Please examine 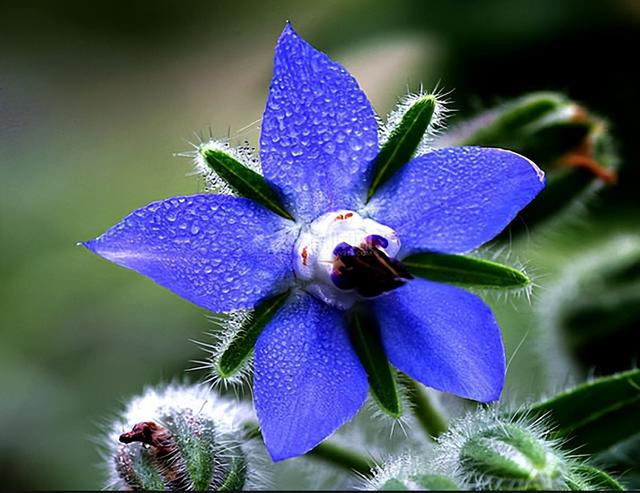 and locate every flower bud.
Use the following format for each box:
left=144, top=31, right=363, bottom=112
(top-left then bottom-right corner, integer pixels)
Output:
left=368, top=408, right=622, bottom=490
left=458, top=422, right=565, bottom=489
left=366, top=454, right=459, bottom=491
left=435, top=92, right=619, bottom=237
left=105, top=383, right=267, bottom=490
